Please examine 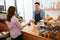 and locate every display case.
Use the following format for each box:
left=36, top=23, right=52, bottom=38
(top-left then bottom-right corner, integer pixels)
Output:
left=37, top=21, right=60, bottom=40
